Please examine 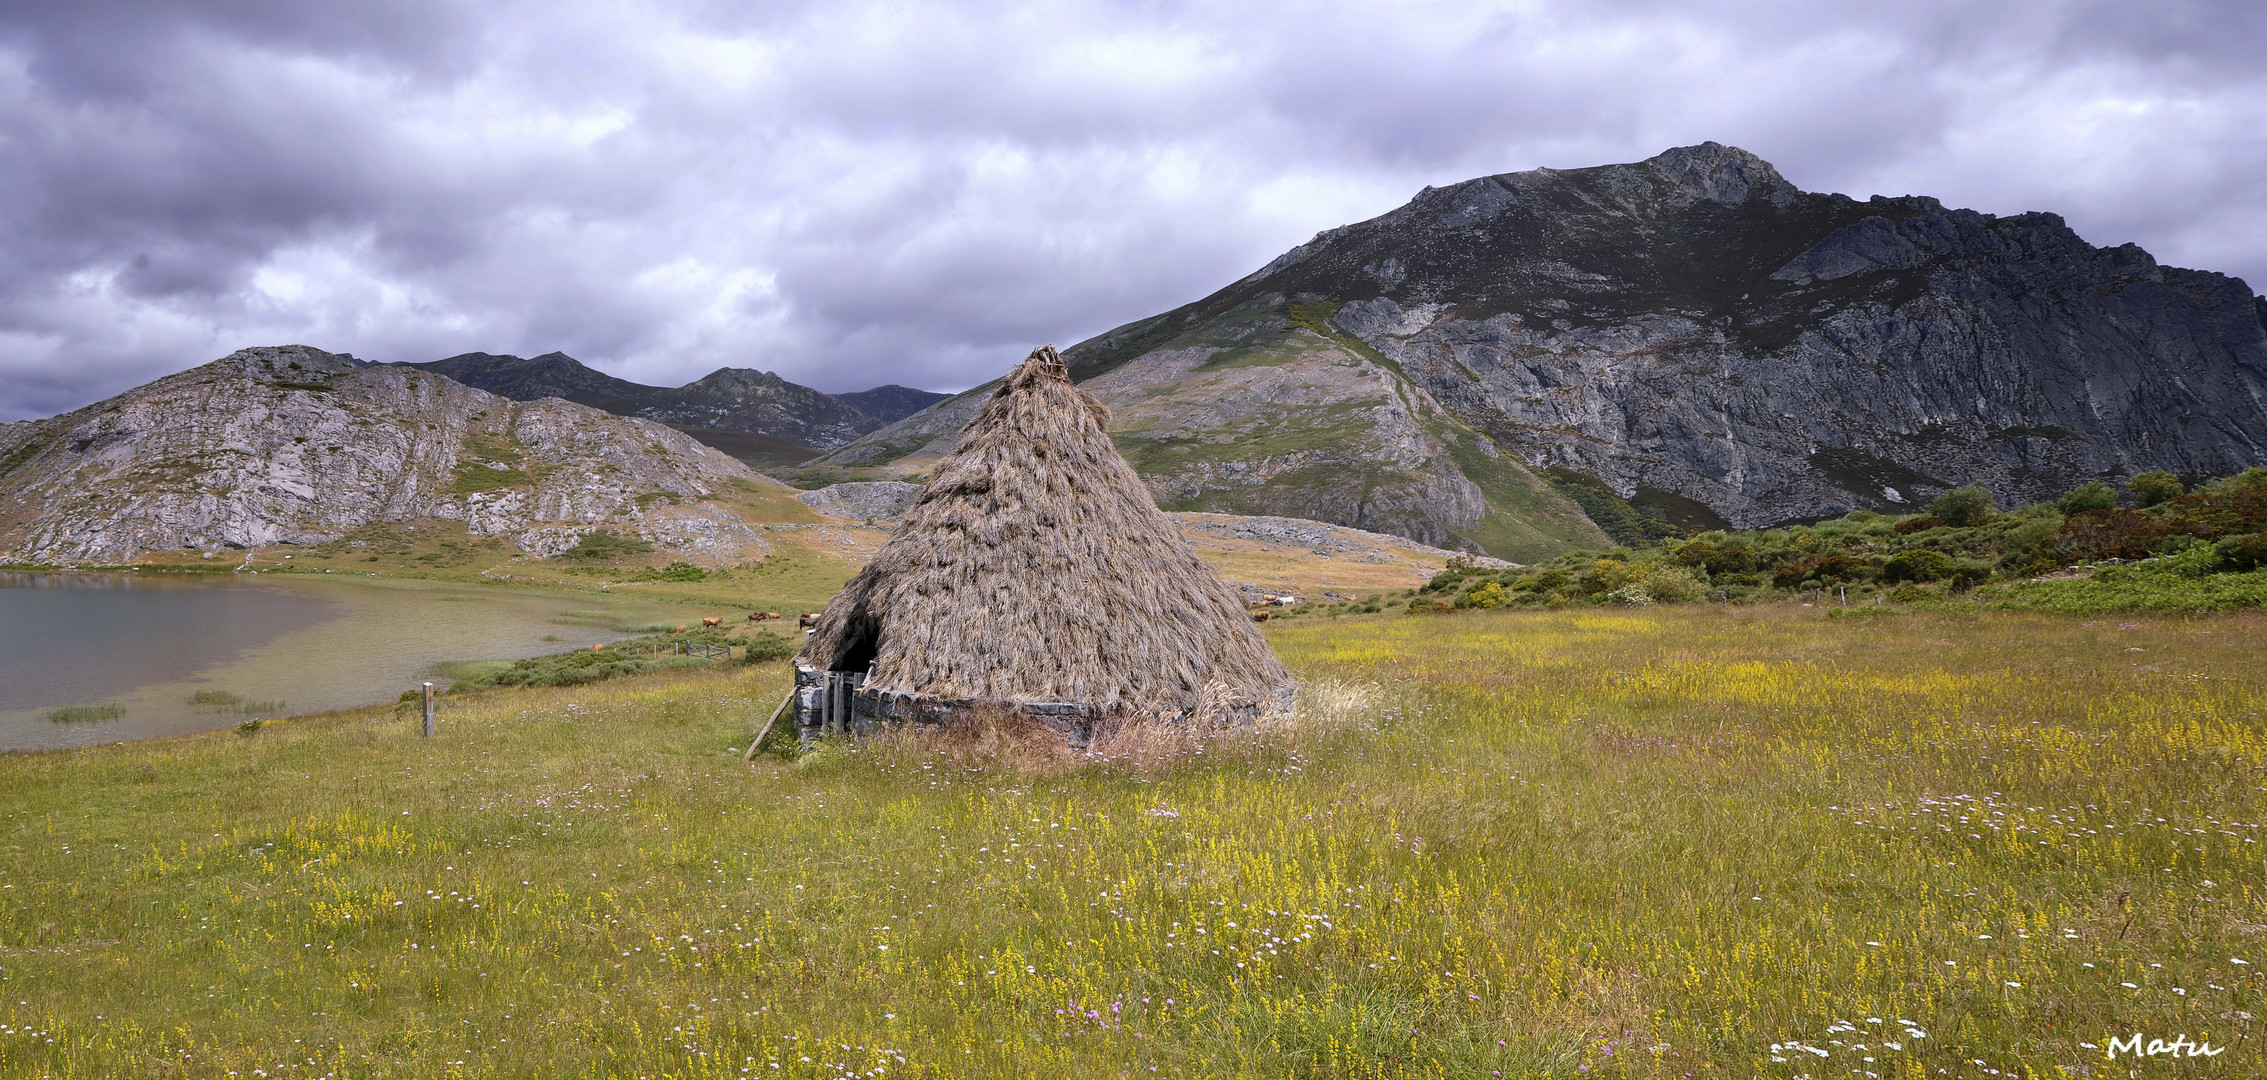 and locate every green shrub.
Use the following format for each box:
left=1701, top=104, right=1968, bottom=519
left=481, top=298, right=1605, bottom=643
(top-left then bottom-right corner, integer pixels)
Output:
left=2057, top=481, right=2118, bottom=515
left=1946, top=560, right=1994, bottom=590
left=742, top=631, right=796, bottom=663
left=2218, top=467, right=2267, bottom=492
left=1672, top=537, right=1757, bottom=574
left=1542, top=469, right=1681, bottom=545
left=2127, top=470, right=2184, bottom=507
left=1638, top=565, right=1706, bottom=603
left=1928, top=485, right=1997, bottom=527
left=1583, top=563, right=1704, bottom=605
left=2002, top=514, right=2062, bottom=551
left=1576, top=558, right=1636, bottom=597
left=2215, top=533, right=2267, bottom=572
left=1882, top=549, right=1956, bottom=583
left=559, top=531, right=654, bottom=560
left=485, top=648, right=655, bottom=689
left=624, top=561, right=707, bottom=582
